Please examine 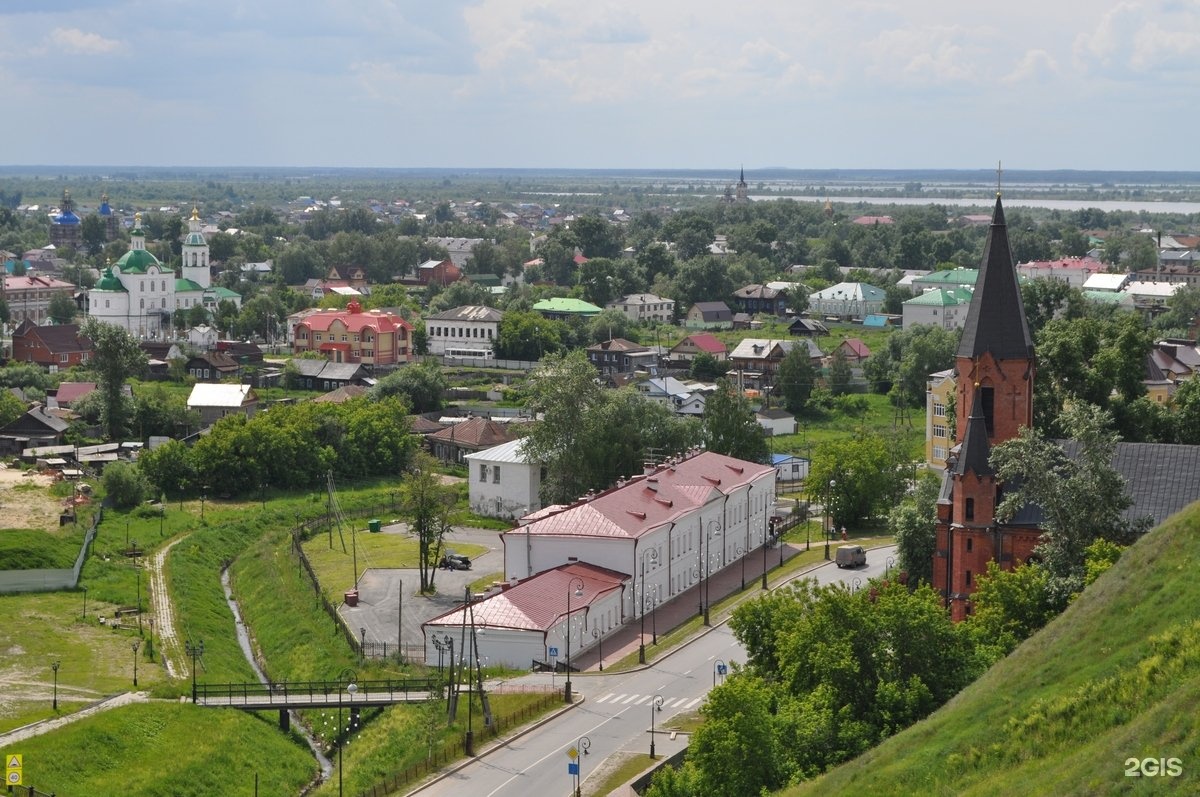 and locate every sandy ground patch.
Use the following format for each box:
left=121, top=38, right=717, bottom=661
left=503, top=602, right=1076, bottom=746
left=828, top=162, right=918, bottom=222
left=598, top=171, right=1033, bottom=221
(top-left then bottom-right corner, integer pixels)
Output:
left=0, top=466, right=65, bottom=531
